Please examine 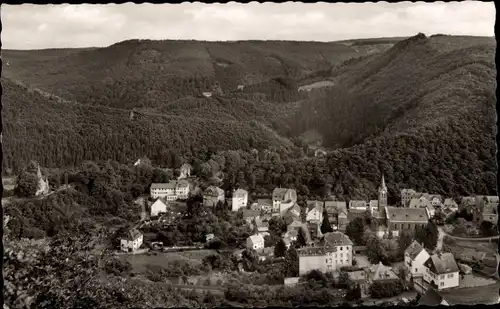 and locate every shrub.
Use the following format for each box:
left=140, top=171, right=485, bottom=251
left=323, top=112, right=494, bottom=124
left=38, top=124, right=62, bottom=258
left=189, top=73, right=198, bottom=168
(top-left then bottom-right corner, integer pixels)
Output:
left=370, top=280, right=403, bottom=299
